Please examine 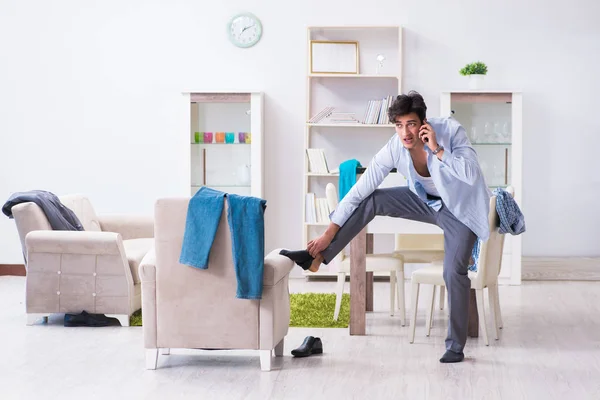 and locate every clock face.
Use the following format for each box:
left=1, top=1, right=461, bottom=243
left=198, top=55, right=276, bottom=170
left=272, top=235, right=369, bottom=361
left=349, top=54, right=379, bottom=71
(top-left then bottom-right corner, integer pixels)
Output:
left=228, top=13, right=262, bottom=48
